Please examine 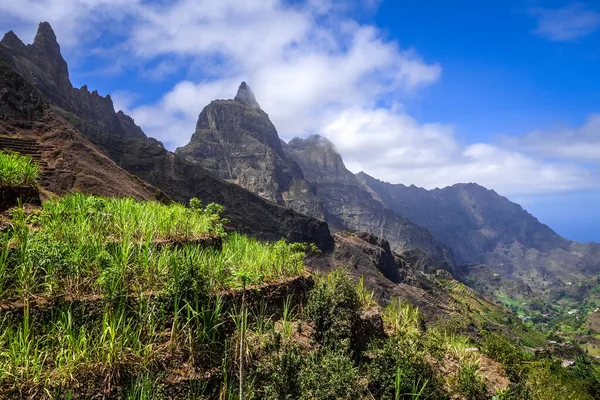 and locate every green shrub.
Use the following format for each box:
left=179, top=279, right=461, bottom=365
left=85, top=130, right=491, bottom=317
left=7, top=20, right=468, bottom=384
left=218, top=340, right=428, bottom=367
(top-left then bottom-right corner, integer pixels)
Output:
left=0, top=151, right=39, bottom=186
left=455, top=361, right=488, bottom=400
left=299, top=348, right=362, bottom=400
left=525, top=360, right=593, bottom=400
left=366, top=335, right=437, bottom=399
left=304, top=270, right=361, bottom=348
left=571, top=356, right=600, bottom=397
left=479, top=330, right=524, bottom=381
left=250, top=344, right=304, bottom=400
left=165, top=249, right=209, bottom=303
